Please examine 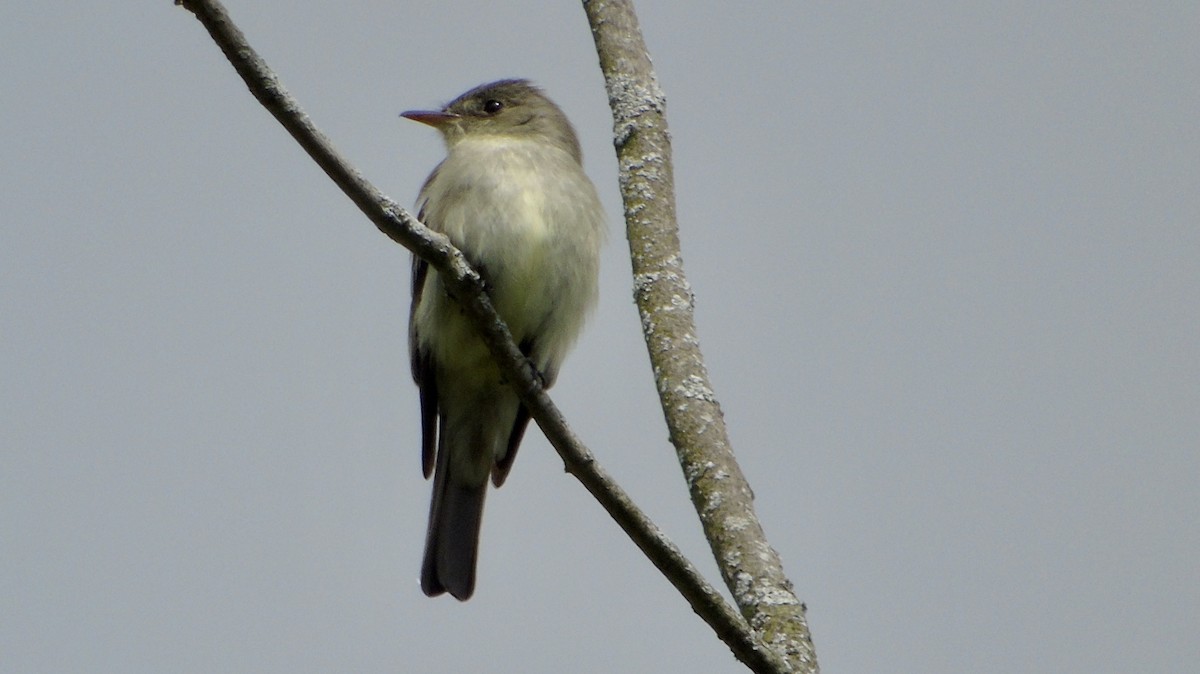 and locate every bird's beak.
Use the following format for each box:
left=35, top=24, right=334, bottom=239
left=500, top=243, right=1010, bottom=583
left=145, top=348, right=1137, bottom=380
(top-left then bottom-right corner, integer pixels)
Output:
left=401, top=110, right=459, bottom=128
